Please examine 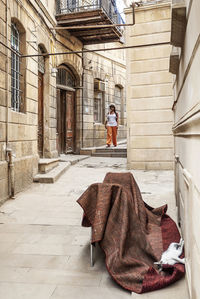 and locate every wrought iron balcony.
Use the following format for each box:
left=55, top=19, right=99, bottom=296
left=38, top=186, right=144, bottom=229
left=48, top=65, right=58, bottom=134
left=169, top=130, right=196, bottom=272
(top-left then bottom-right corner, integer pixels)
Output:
left=56, top=0, right=124, bottom=45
